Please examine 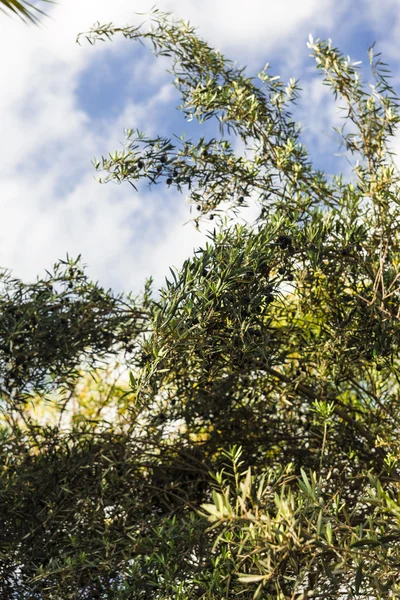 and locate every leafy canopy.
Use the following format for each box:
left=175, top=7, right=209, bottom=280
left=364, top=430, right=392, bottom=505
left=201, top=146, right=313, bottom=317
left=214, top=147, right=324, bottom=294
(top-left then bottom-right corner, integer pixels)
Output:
left=1, top=6, right=400, bottom=599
